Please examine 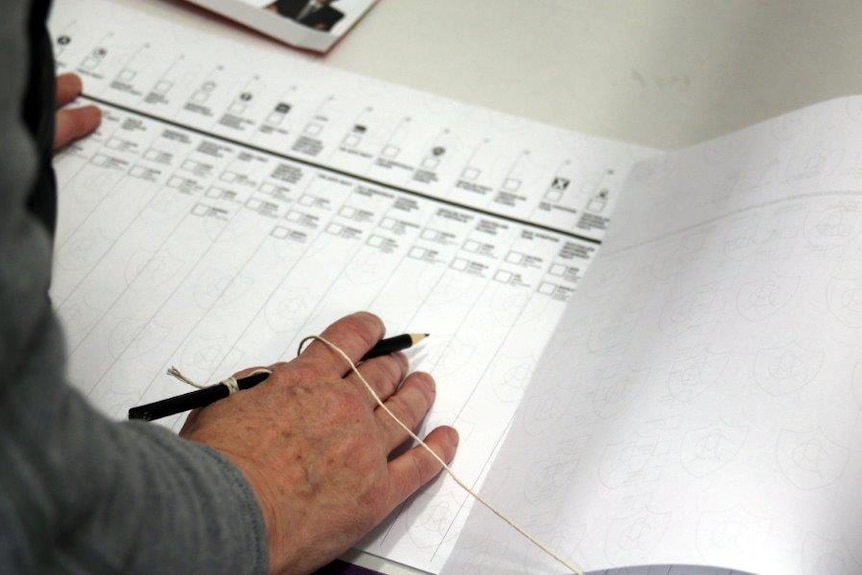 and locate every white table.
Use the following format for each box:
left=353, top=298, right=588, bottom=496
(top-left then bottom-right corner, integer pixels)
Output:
left=340, top=0, right=862, bottom=151
left=120, top=0, right=862, bottom=151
